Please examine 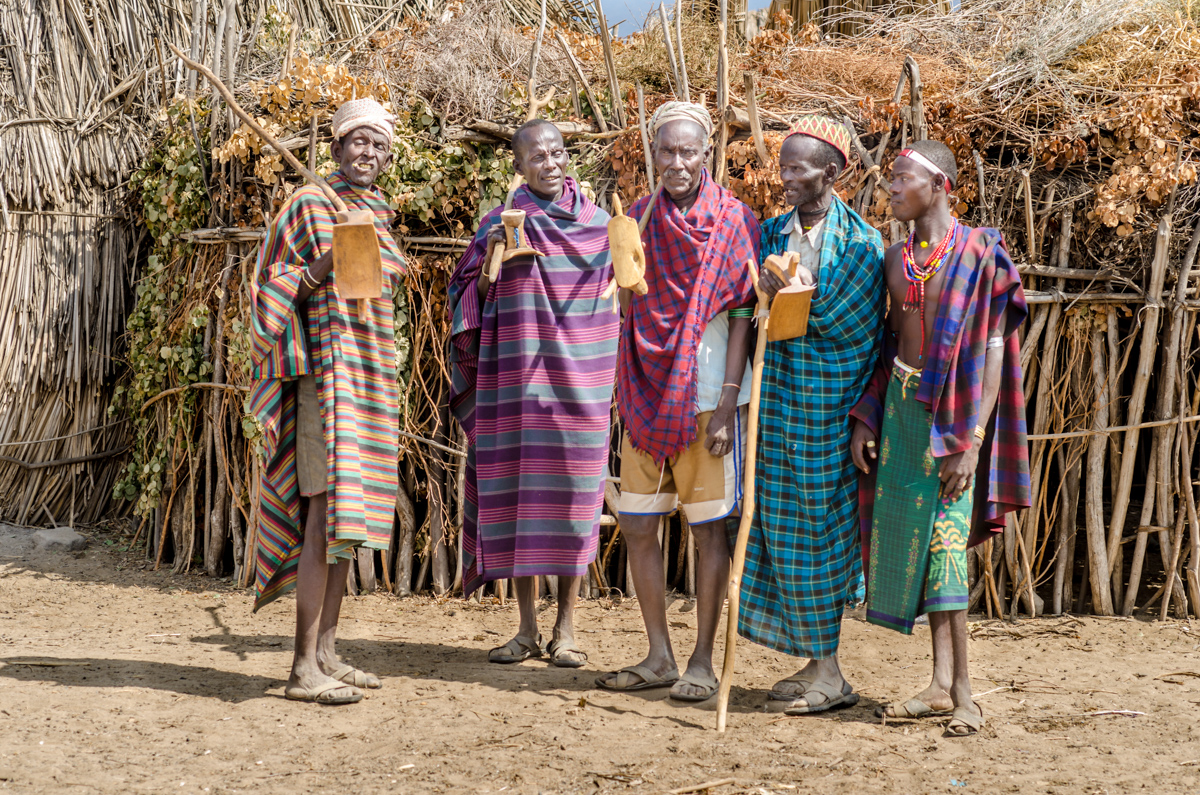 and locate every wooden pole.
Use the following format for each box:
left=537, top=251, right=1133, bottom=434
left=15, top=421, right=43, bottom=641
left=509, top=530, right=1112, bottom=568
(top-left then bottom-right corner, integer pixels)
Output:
left=1085, top=329, right=1114, bottom=614
left=744, top=73, right=769, bottom=167
left=675, top=0, right=689, bottom=102
left=716, top=260, right=768, bottom=732
left=637, top=83, right=655, bottom=194
left=659, top=3, right=681, bottom=97
left=556, top=32, right=608, bottom=134
left=714, top=0, right=729, bottom=185
left=594, top=0, right=626, bottom=129
left=1106, top=215, right=1172, bottom=576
